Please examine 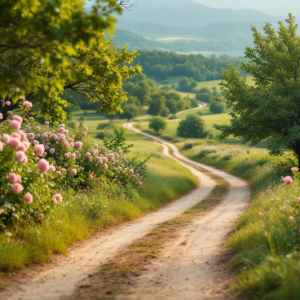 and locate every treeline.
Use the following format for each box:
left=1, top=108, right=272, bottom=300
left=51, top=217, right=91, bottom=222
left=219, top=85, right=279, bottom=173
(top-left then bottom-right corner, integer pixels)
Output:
left=132, top=50, right=243, bottom=81
left=121, top=74, right=198, bottom=119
